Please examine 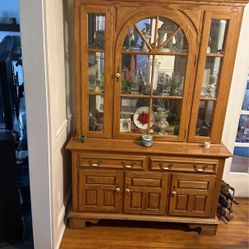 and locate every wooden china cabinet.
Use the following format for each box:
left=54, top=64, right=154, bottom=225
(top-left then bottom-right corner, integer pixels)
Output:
left=66, top=0, right=249, bottom=235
